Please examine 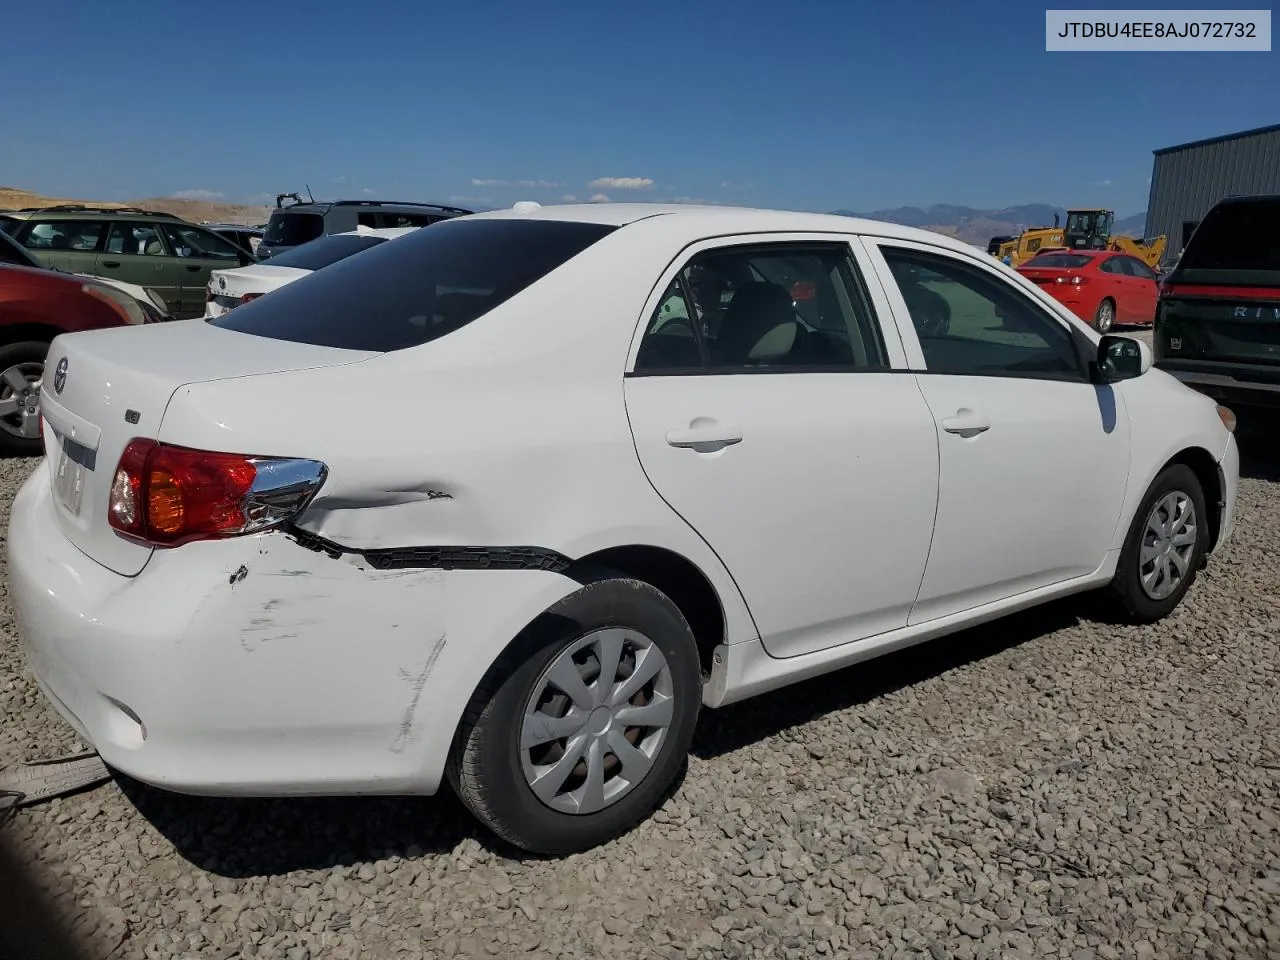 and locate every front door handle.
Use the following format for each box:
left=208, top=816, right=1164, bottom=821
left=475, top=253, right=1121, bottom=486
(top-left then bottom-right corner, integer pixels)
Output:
left=665, top=419, right=743, bottom=451
left=185, top=265, right=202, bottom=272
left=941, top=410, right=991, bottom=438
left=101, top=260, right=120, bottom=269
